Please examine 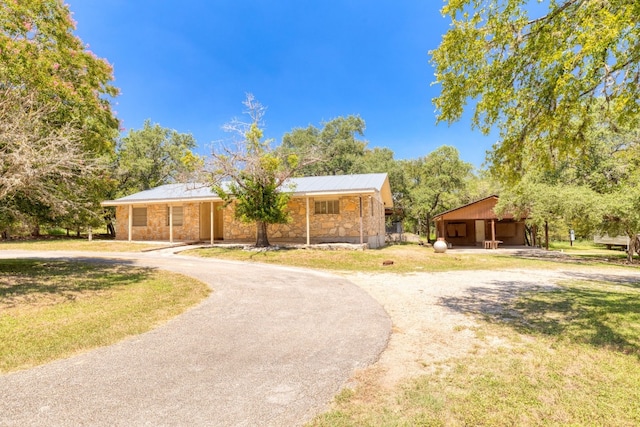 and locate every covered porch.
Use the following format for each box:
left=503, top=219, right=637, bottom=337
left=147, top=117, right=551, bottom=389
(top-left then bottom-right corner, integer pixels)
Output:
left=433, top=195, right=527, bottom=249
